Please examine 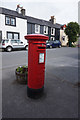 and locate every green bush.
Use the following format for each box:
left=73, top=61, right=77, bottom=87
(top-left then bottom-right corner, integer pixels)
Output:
left=71, top=44, right=76, bottom=47
left=16, top=66, right=28, bottom=74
